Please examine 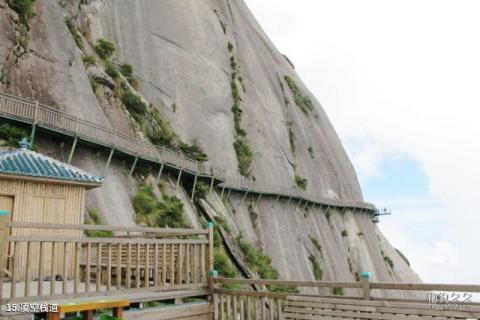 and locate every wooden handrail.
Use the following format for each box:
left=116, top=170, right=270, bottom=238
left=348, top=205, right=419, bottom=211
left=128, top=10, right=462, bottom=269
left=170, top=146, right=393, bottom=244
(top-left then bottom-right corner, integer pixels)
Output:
left=0, top=221, right=208, bottom=236
left=214, top=277, right=480, bottom=294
